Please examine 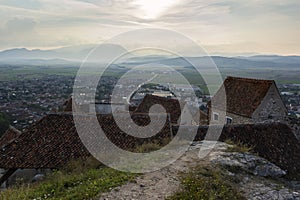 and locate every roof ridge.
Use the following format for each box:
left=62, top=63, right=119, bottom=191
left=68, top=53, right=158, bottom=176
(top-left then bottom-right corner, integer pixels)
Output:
left=8, top=125, right=22, bottom=135
left=0, top=126, right=22, bottom=148
left=210, top=76, right=278, bottom=117
left=226, top=76, right=274, bottom=83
